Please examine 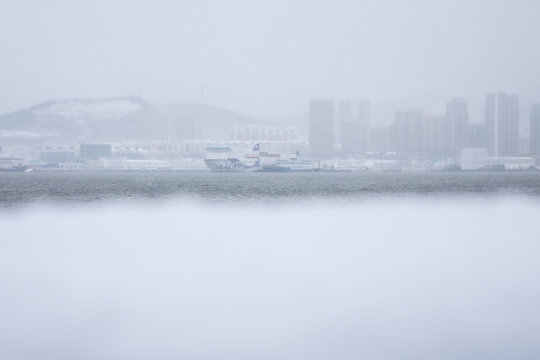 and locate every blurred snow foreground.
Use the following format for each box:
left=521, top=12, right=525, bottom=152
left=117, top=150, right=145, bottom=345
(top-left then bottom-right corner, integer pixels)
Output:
left=1, top=199, right=539, bottom=360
